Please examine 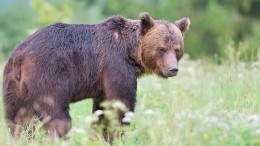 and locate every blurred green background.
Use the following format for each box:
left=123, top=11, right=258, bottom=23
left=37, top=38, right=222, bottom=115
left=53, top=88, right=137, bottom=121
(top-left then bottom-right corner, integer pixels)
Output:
left=0, top=1, right=259, bottom=145
left=0, top=0, right=259, bottom=62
